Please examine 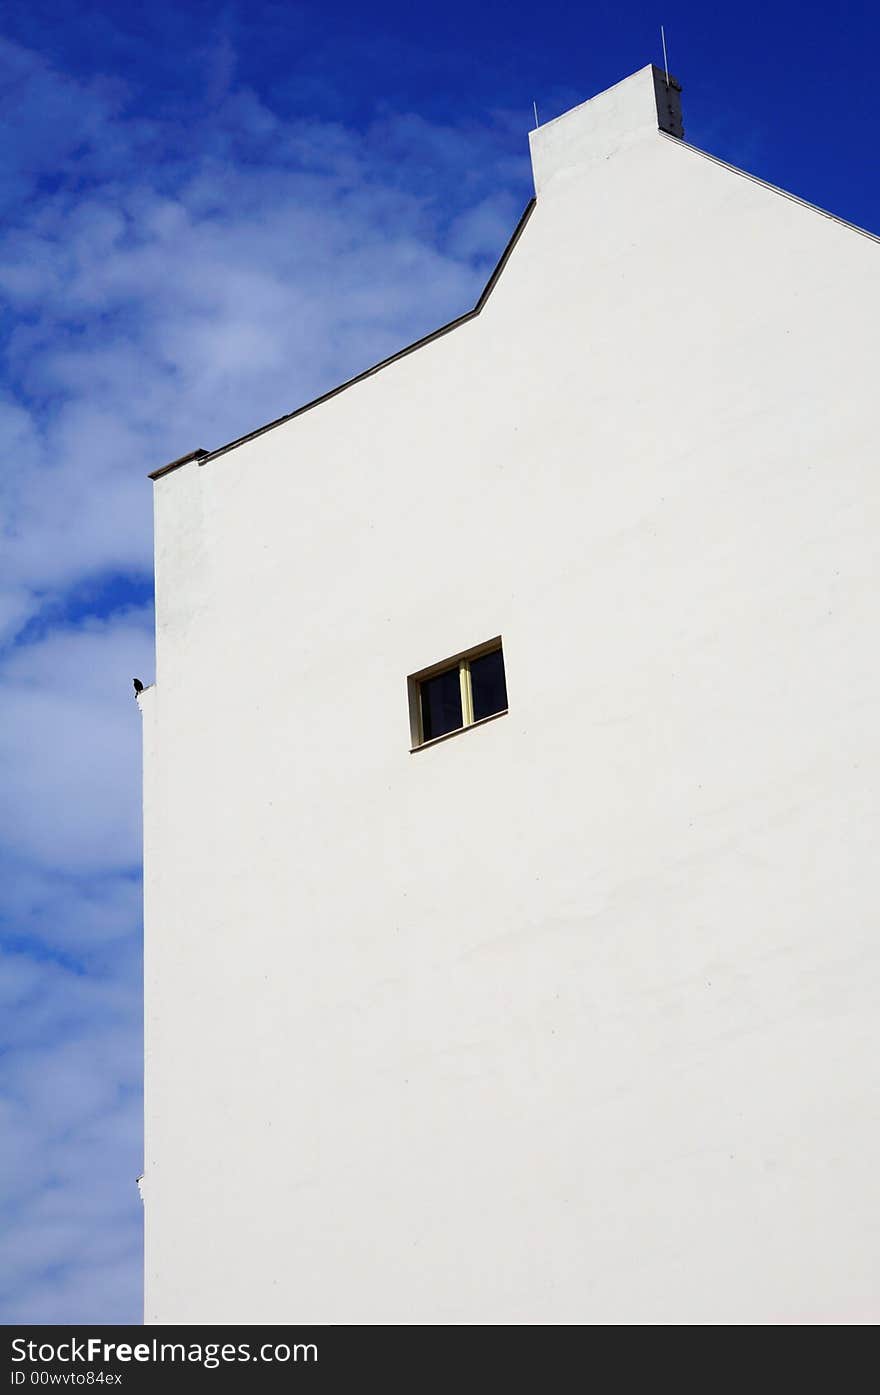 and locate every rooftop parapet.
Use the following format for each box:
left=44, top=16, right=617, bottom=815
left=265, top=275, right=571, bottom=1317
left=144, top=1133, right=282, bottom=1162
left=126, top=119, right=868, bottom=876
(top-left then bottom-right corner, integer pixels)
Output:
left=529, top=63, right=683, bottom=195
